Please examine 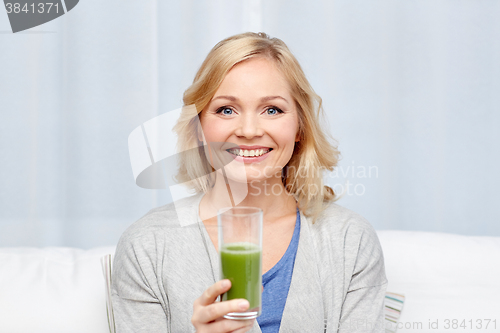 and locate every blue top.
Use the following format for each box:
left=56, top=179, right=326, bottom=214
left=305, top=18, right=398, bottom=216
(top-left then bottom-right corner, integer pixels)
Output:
left=257, top=209, right=301, bottom=333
